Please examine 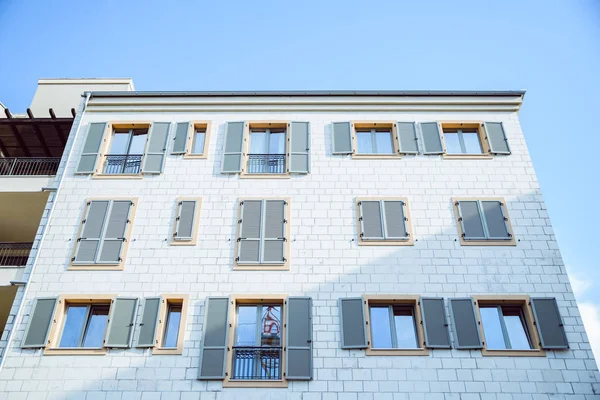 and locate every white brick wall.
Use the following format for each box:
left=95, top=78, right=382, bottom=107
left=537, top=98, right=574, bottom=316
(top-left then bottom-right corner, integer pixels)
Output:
left=0, top=97, right=598, bottom=399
